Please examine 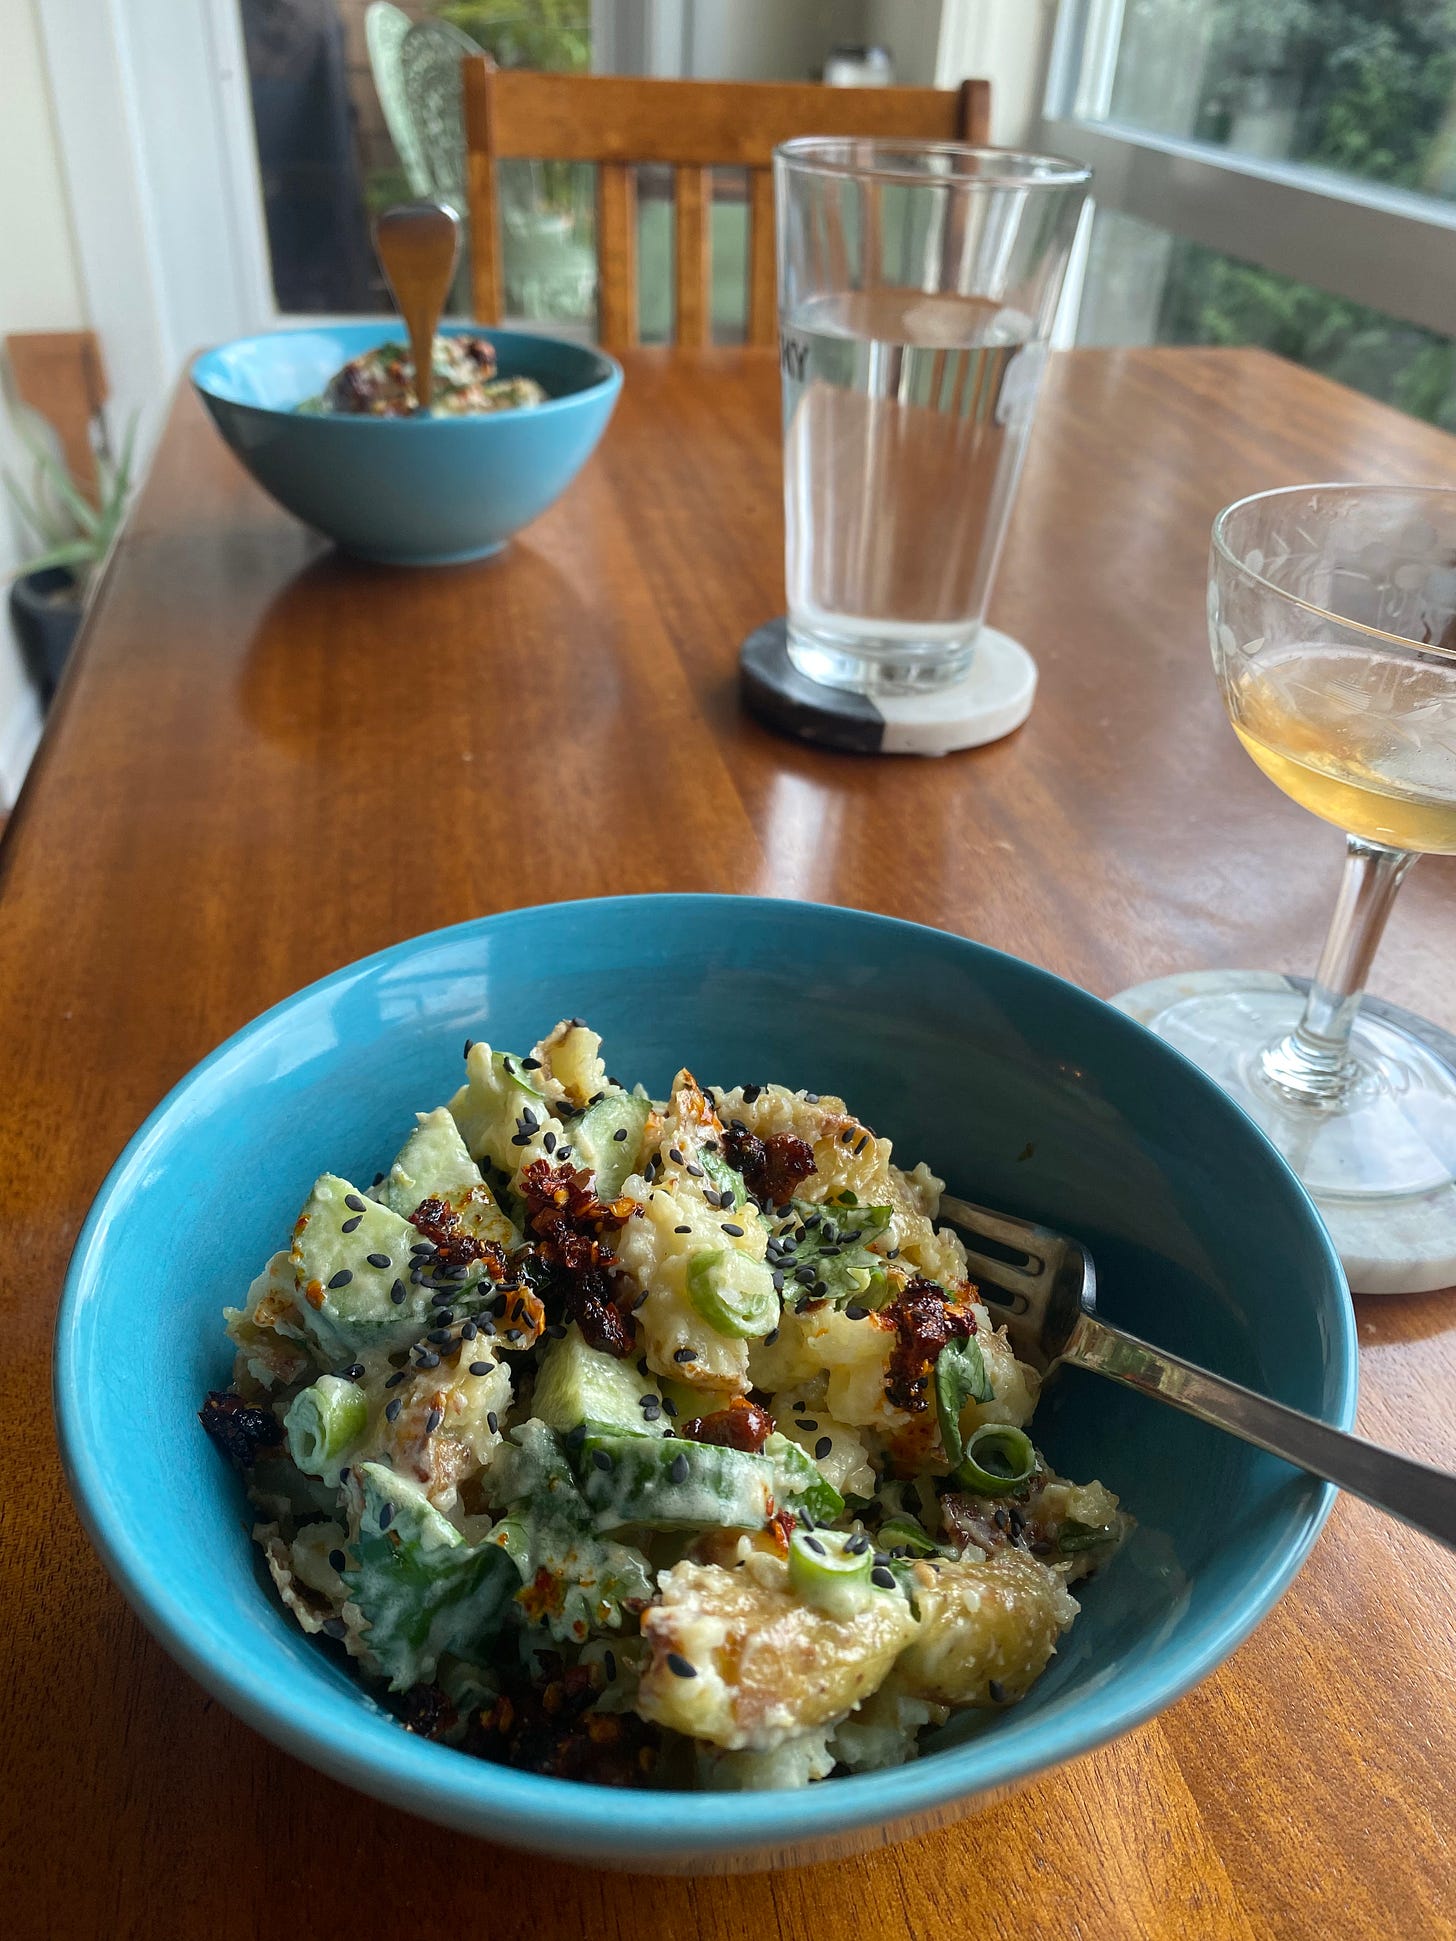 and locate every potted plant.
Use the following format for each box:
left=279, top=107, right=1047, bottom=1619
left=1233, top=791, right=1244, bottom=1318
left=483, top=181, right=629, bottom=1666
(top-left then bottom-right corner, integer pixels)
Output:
left=4, top=411, right=135, bottom=703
